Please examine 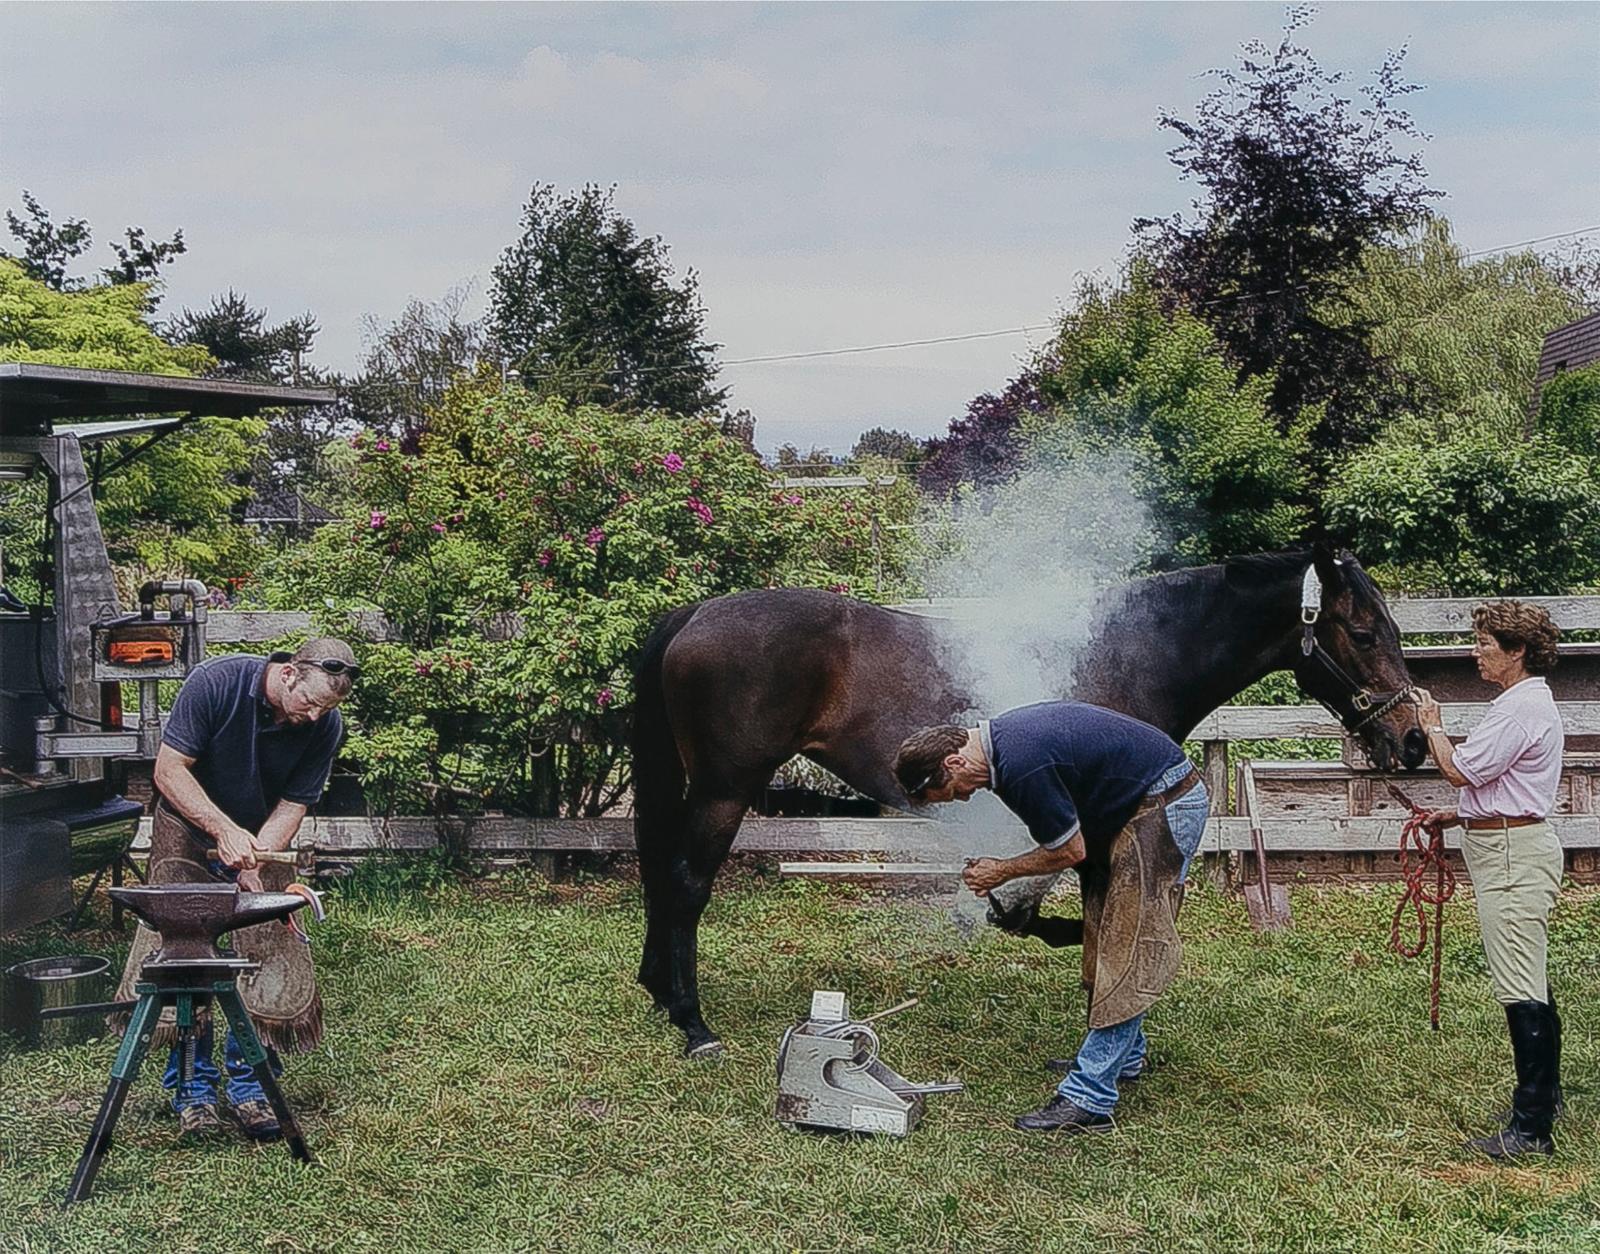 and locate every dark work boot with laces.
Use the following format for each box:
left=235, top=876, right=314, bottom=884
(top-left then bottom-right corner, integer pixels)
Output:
left=1014, top=1095, right=1114, bottom=1134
